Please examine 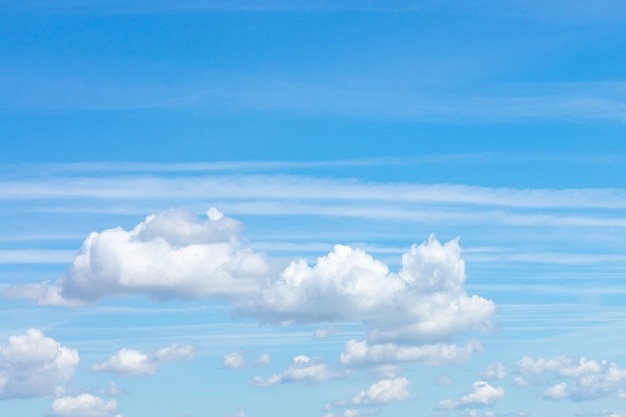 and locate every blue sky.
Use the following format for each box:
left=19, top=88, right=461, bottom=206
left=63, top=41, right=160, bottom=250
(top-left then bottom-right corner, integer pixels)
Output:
left=2, top=2, right=626, bottom=417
